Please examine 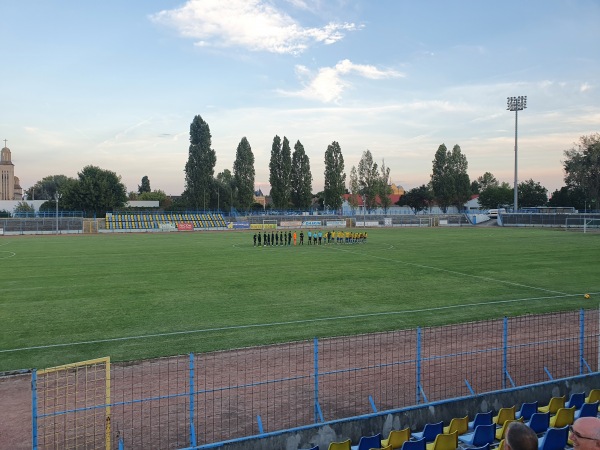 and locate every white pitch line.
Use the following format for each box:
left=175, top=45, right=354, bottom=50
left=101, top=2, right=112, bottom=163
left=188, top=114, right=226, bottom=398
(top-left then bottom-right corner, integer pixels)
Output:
left=328, top=244, right=568, bottom=295
left=1, top=292, right=594, bottom=354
